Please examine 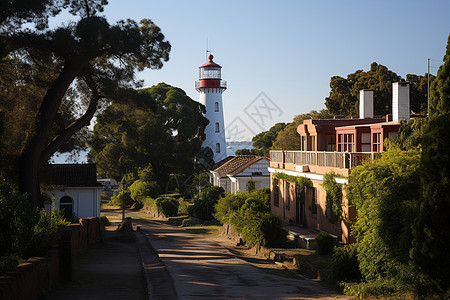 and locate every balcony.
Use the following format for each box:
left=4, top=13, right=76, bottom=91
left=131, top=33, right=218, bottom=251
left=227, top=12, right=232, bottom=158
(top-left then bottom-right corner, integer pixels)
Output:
left=270, top=150, right=380, bottom=177
left=195, top=80, right=227, bottom=89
